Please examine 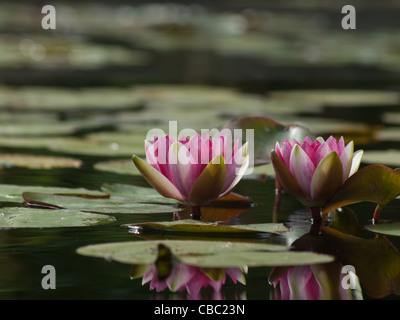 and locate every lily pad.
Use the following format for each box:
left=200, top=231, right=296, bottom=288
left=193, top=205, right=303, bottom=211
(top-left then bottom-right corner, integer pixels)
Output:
left=223, top=116, right=313, bottom=166
left=364, top=222, right=400, bottom=237
left=76, top=240, right=334, bottom=268
left=268, top=90, right=400, bottom=107
left=22, top=191, right=181, bottom=214
left=0, top=183, right=106, bottom=203
left=100, top=183, right=177, bottom=204
left=0, top=207, right=115, bottom=228
left=0, top=153, right=82, bottom=169
left=94, top=159, right=141, bottom=176
left=126, top=220, right=289, bottom=235
left=361, top=149, right=400, bottom=167
left=0, top=86, right=144, bottom=111
left=322, top=165, right=400, bottom=214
